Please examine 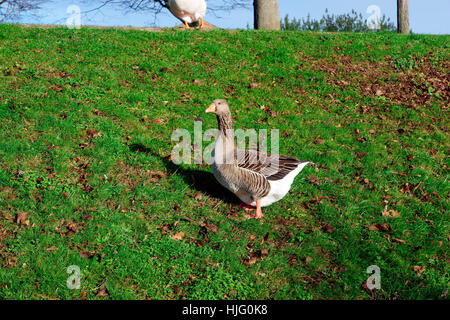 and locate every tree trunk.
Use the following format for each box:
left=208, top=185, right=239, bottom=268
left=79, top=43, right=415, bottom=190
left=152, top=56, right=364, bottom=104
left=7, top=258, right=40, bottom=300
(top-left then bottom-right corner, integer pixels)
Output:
left=254, top=0, right=280, bottom=30
left=397, top=0, right=410, bottom=34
